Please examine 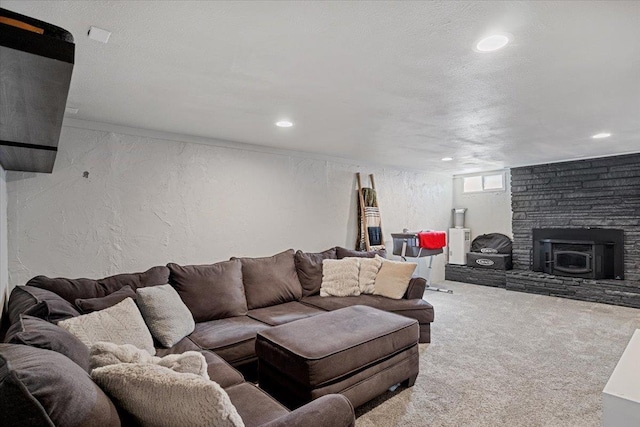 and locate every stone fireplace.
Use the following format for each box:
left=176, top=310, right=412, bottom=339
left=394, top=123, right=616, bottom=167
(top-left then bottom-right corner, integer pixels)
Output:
left=507, top=153, right=640, bottom=308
